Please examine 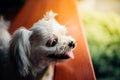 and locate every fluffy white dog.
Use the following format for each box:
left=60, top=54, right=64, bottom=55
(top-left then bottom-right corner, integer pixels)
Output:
left=0, top=11, right=76, bottom=80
